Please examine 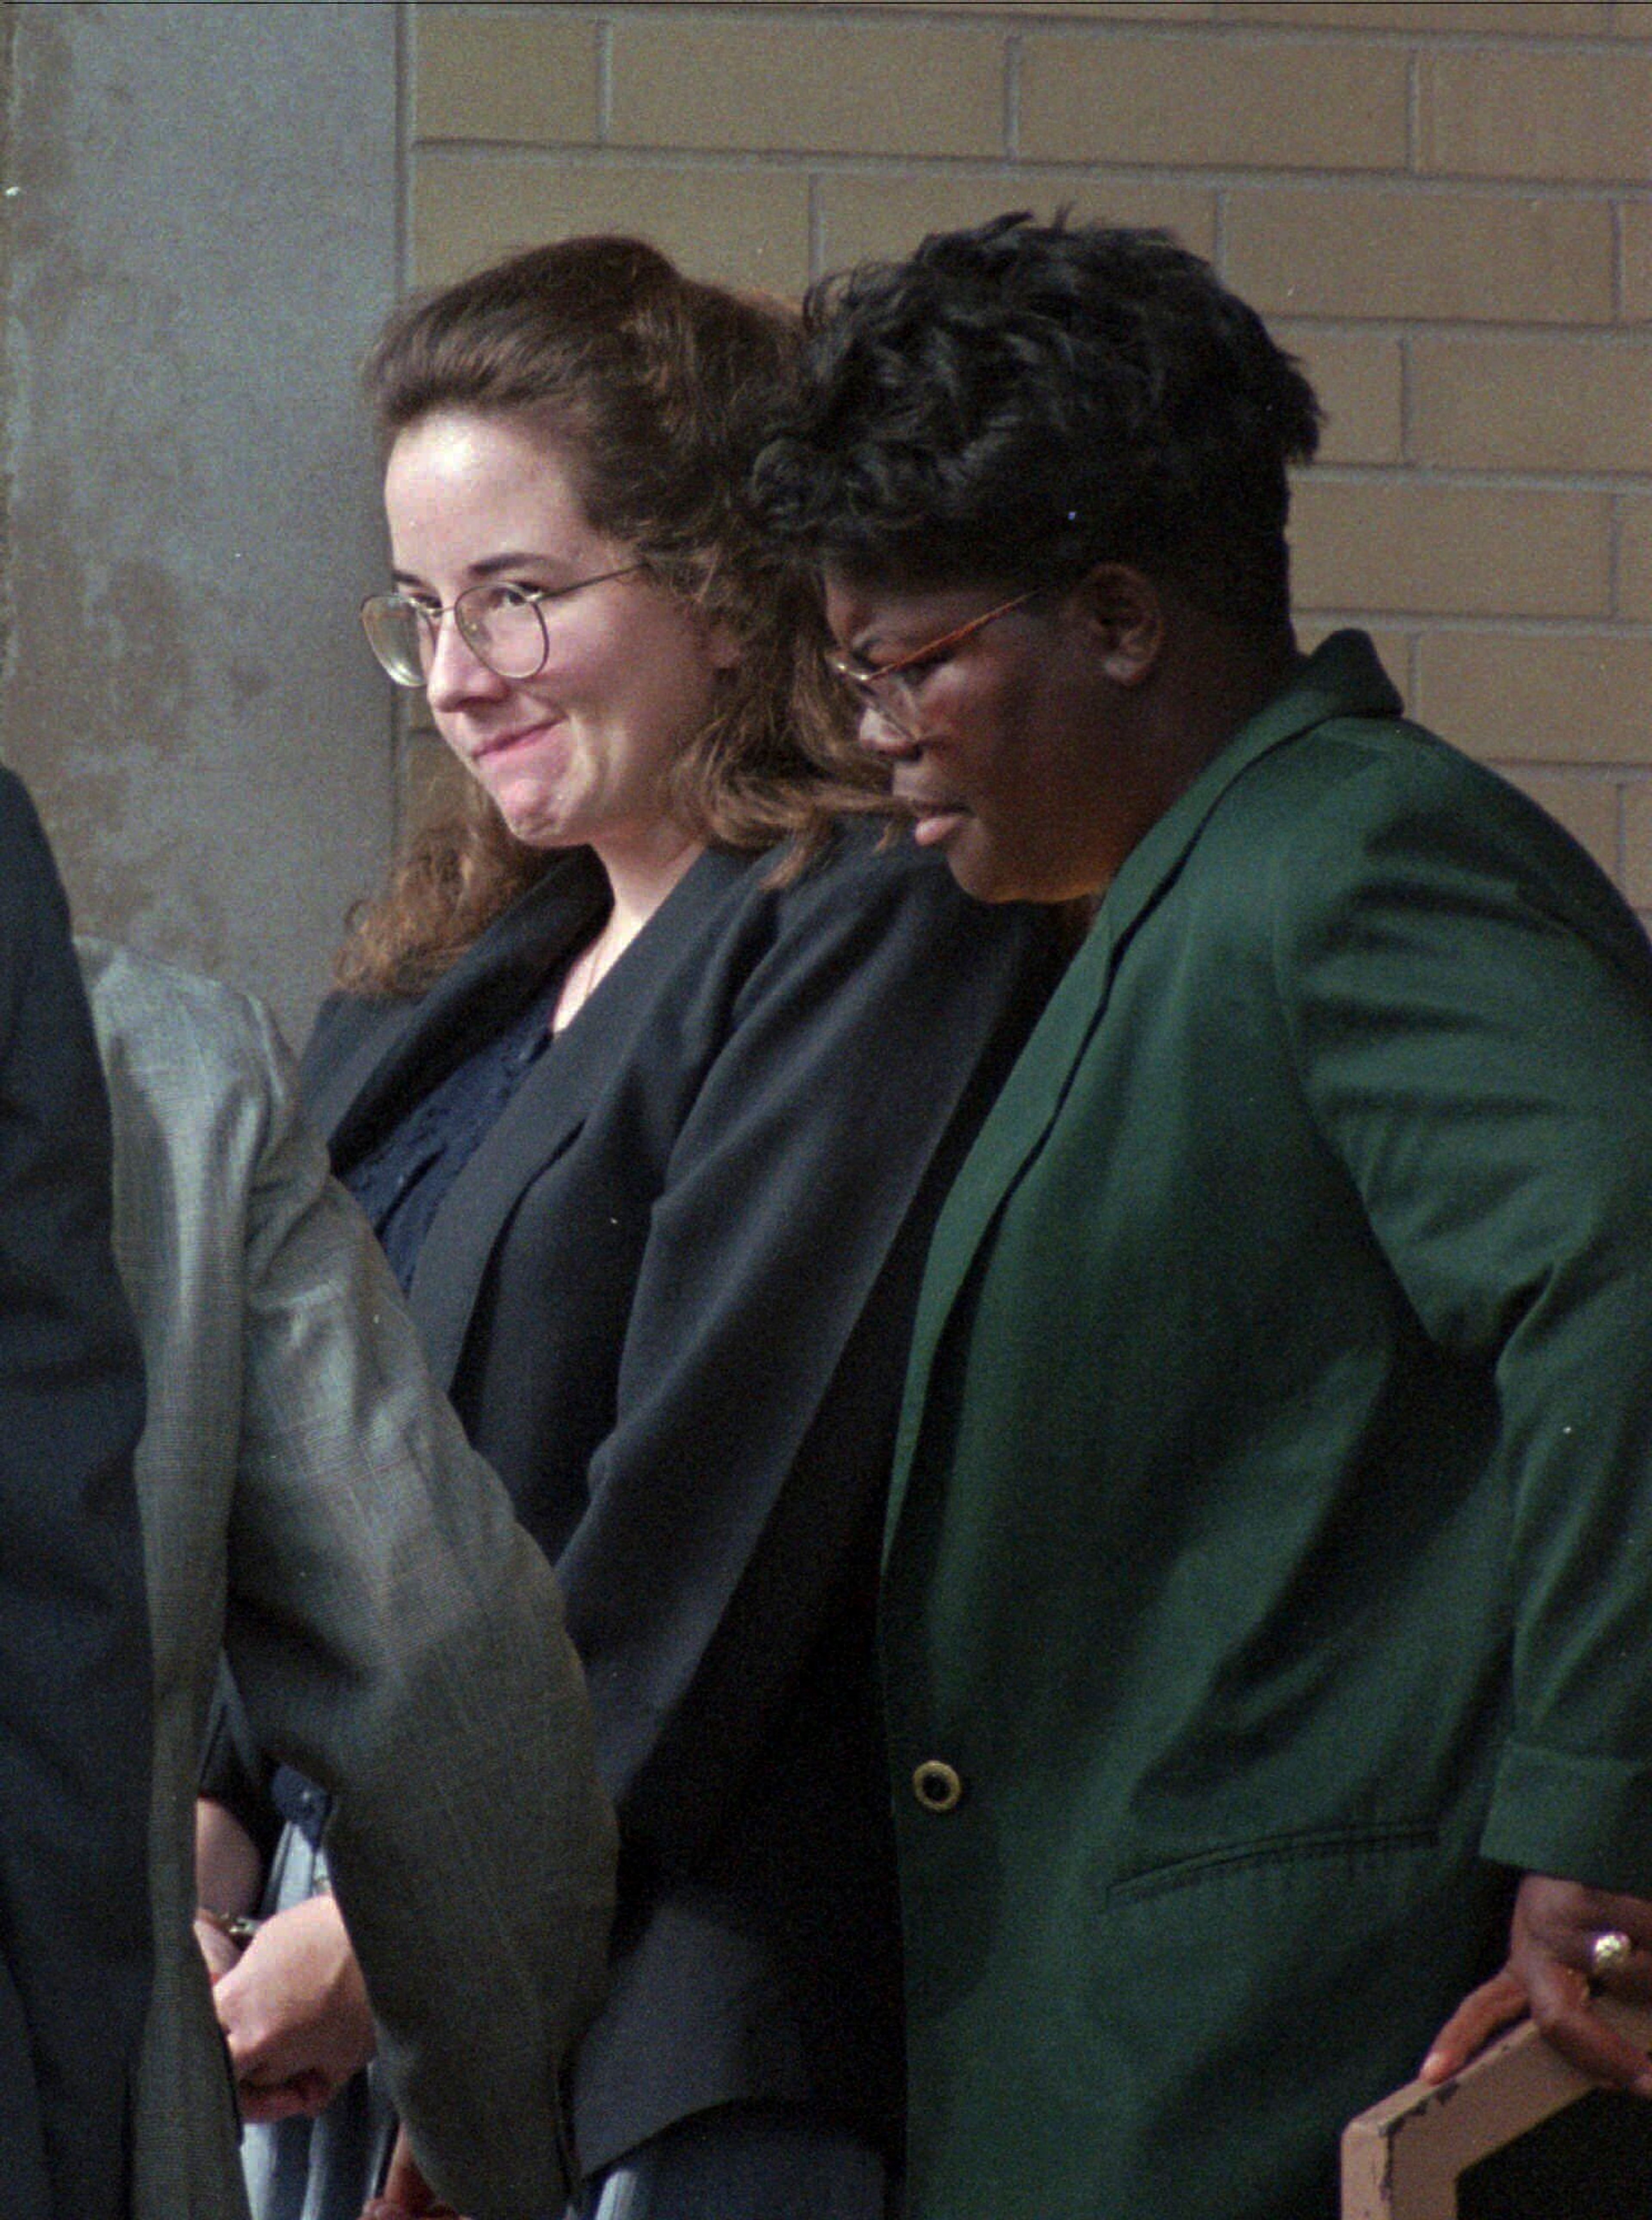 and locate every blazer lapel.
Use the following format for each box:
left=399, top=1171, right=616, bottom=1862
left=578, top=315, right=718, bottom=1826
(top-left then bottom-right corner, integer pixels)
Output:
left=409, top=848, right=752, bottom=1390
left=309, top=851, right=611, bottom=1164
left=888, top=631, right=1402, bottom=1536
